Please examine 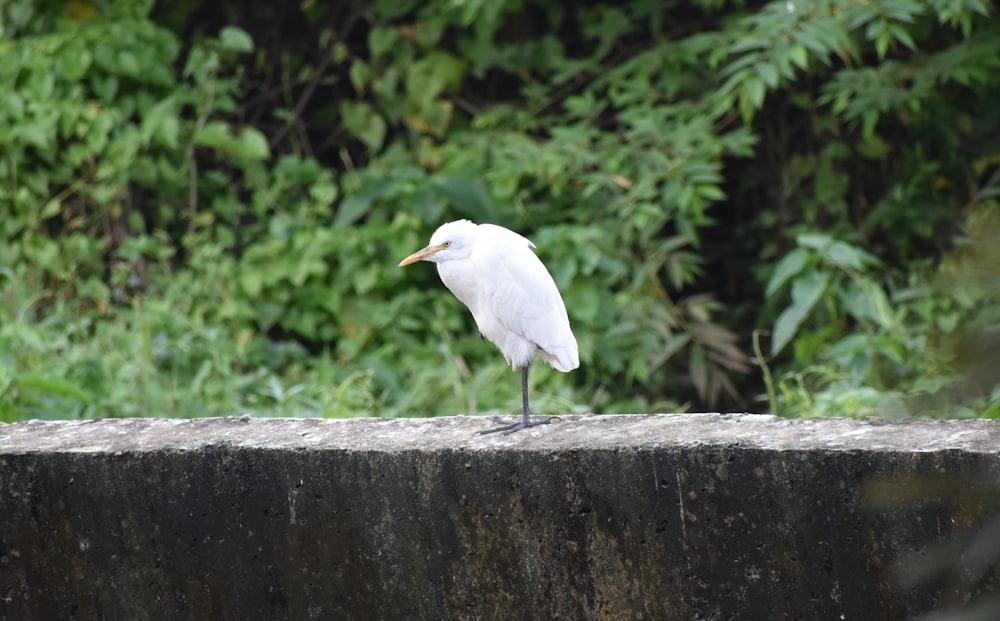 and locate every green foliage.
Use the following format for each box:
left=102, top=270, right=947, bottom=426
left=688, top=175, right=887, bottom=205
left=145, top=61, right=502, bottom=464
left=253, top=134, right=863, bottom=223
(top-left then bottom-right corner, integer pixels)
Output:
left=0, top=4, right=374, bottom=420
left=0, top=262, right=375, bottom=421
left=761, top=210, right=1000, bottom=419
left=1, top=0, right=998, bottom=422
